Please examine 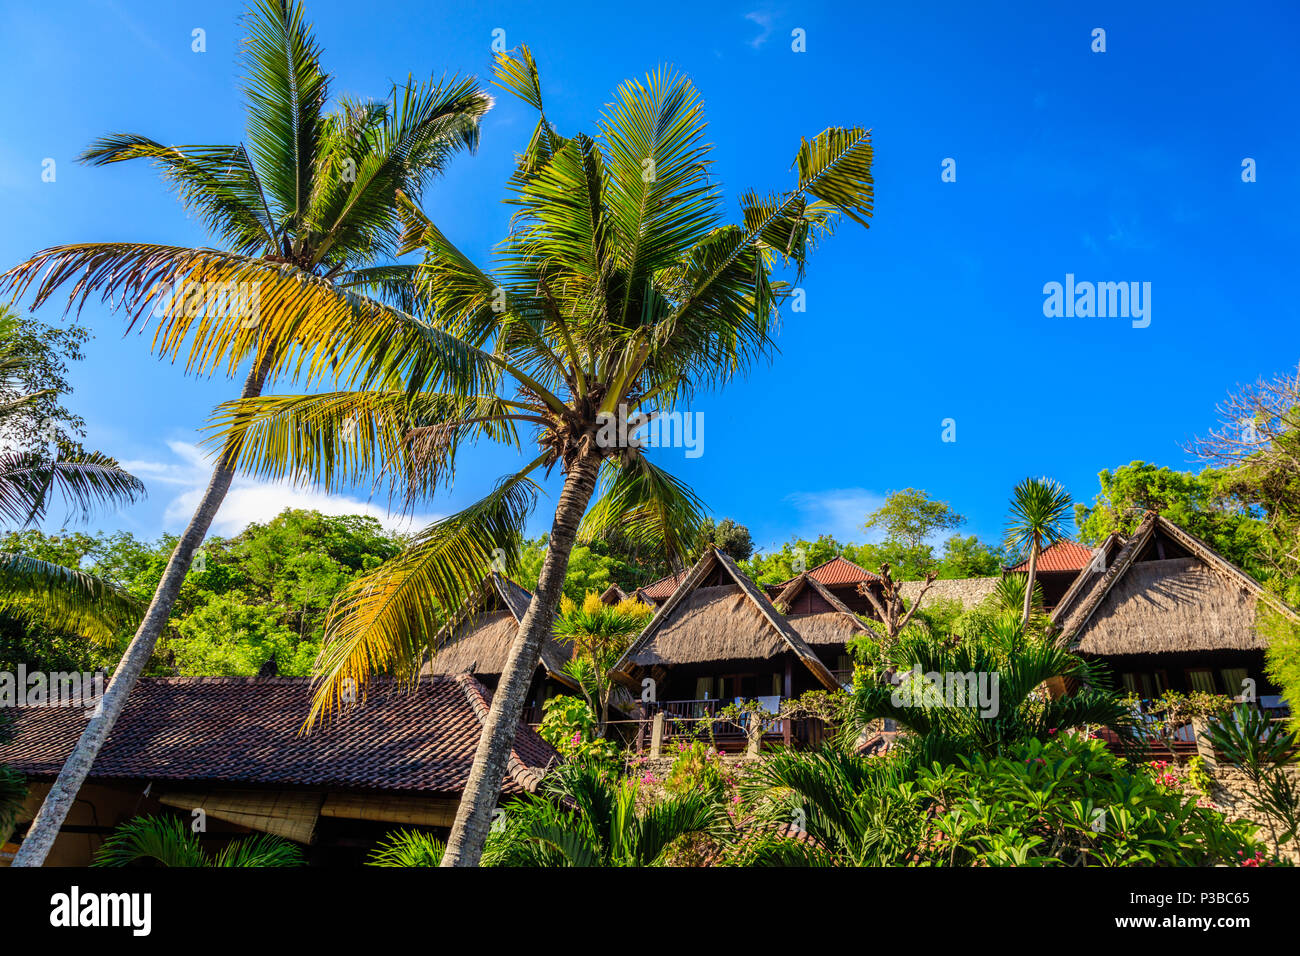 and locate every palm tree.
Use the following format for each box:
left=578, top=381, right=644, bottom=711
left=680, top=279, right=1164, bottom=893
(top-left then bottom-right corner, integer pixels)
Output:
left=482, top=761, right=721, bottom=867
left=730, top=746, right=925, bottom=866
left=366, top=828, right=446, bottom=866
left=92, top=814, right=304, bottom=867
left=845, top=610, right=1136, bottom=764
left=553, top=592, right=652, bottom=733
left=0, top=310, right=143, bottom=639
left=0, top=0, right=490, bottom=866
left=211, top=46, right=874, bottom=866
left=1005, top=477, right=1073, bottom=626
